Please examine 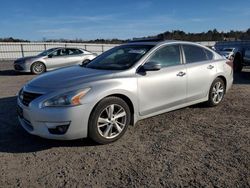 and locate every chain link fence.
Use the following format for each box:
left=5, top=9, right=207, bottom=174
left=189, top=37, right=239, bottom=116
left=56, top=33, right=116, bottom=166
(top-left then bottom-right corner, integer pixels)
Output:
left=0, top=42, right=118, bottom=60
